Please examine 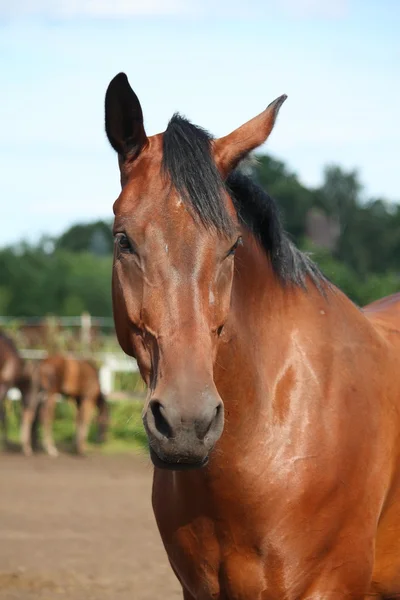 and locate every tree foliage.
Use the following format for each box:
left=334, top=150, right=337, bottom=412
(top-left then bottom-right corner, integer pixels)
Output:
left=56, top=220, right=113, bottom=255
left=0, top=245, right=112, bottom=317
left=251, top=155, right=400, bottom=302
